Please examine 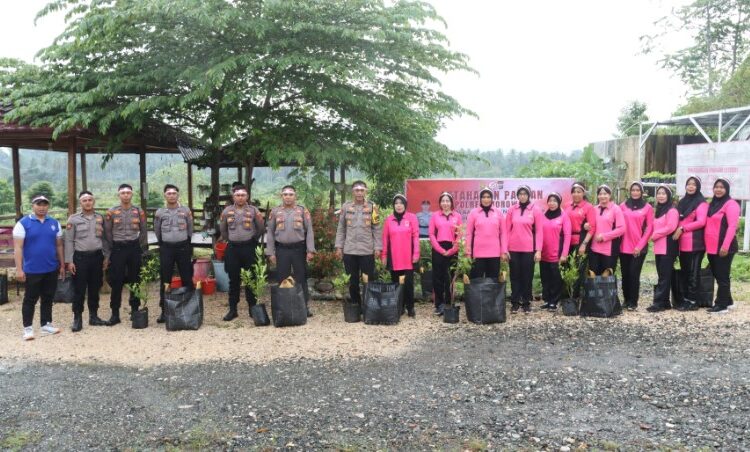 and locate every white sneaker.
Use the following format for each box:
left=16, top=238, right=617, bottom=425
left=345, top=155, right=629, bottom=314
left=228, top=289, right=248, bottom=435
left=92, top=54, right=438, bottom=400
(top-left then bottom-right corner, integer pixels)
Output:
left=41, top=322, right=60, bottom=335
left=22, top=326, right=34, bottom=341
